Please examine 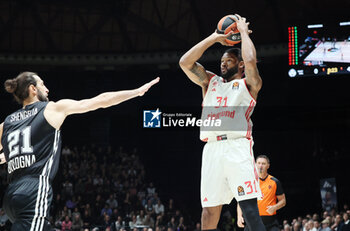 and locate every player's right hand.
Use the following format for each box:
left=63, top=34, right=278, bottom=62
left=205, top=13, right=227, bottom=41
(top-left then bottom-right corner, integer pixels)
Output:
left=137, top=77, right=160, bottom=96
left=237, top=214, right=245, bottom=228
left=213, top=30, right=234, bottom=46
